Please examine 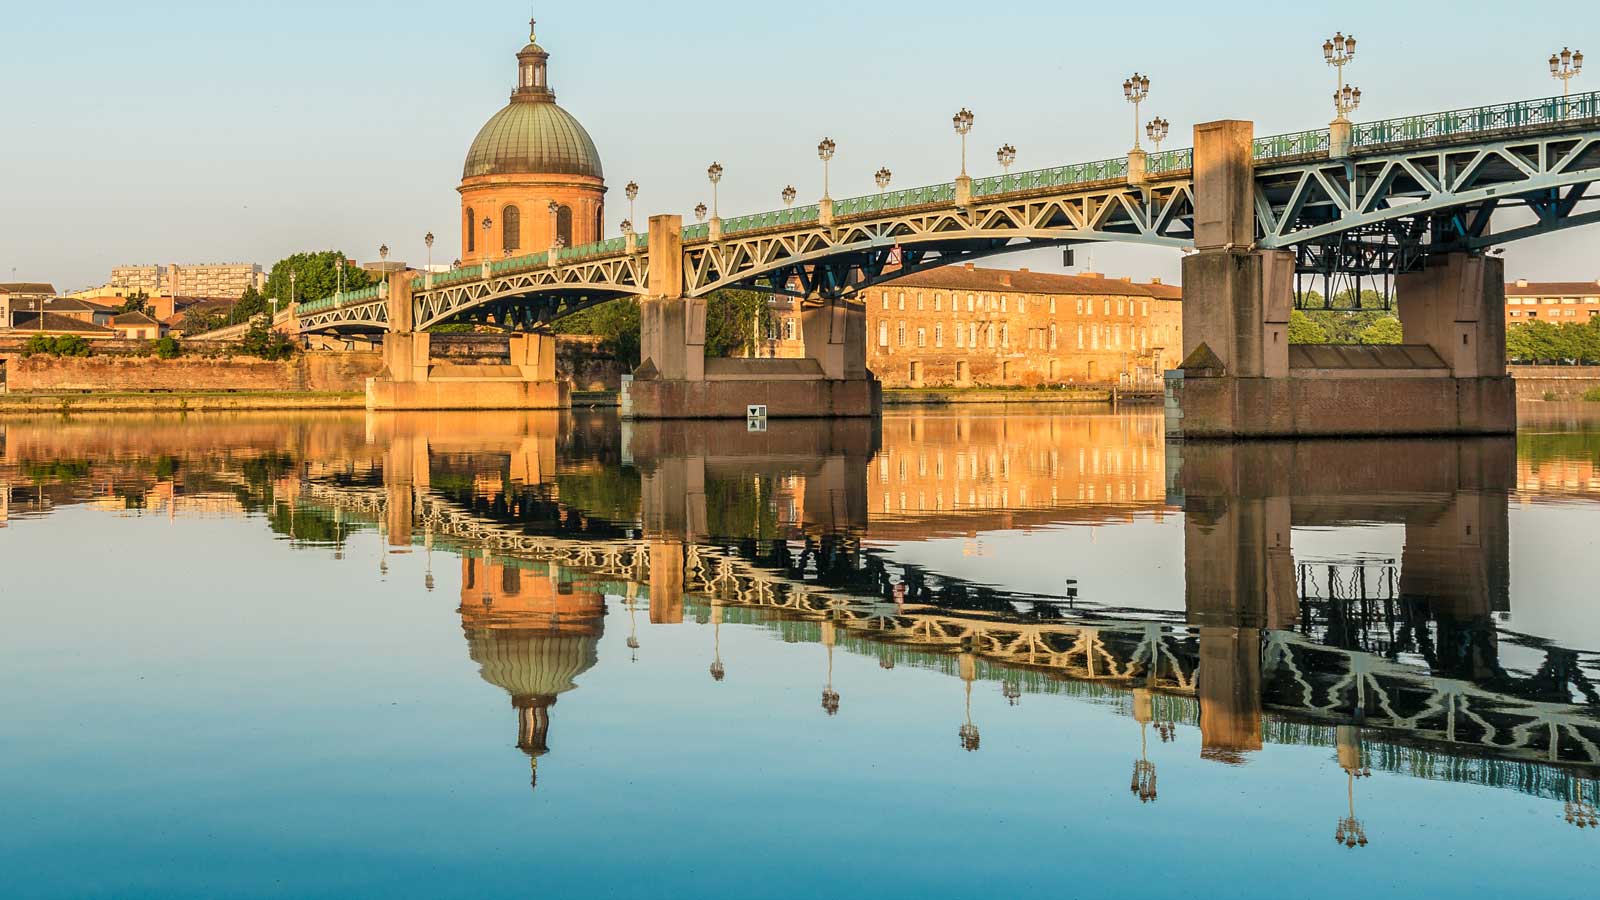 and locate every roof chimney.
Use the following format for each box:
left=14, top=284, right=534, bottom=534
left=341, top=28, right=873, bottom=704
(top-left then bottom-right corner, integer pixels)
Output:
left=962, top=262, right=975, bottom=271
left=1080, top=272, right=1104, bottom=279
left=1000, top=273, right=1012, bottom=286
left=1516, top=279, right=1529, bottom=288
left=1018, top=267, right=1029, bottom=273
left=1120, top=276, right=1132, bottom=283
left=1150, top=277, right=1162, bottom=285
